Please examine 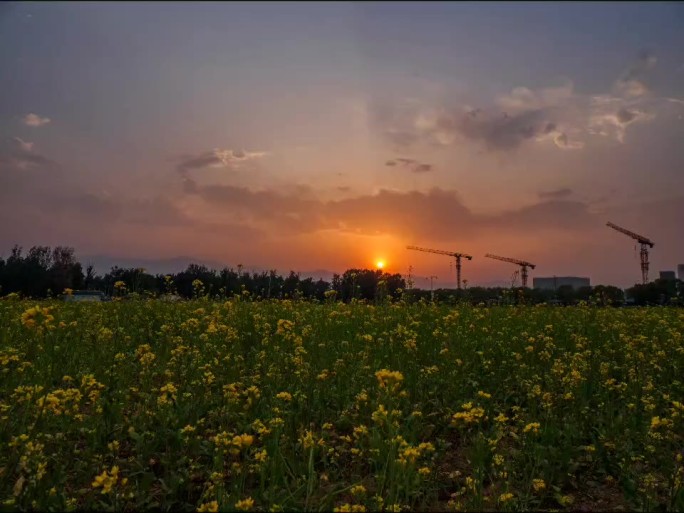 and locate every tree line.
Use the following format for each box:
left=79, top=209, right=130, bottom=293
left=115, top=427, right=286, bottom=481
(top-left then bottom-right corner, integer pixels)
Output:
left=0, top=245, right=681, bottom=306
left=0, top=245, right=405, bottom=302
